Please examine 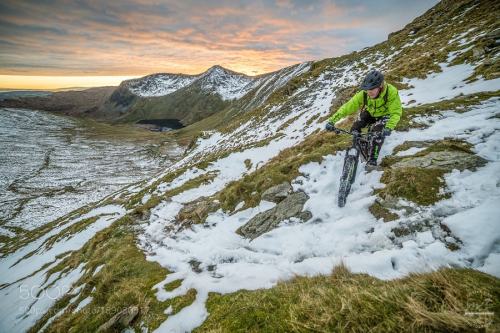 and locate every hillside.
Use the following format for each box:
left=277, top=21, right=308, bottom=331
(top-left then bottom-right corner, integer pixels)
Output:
left=0, top=64, right=310, bottom=127
left=0, top=0, right=499, bottom=332
left=0, top=86, right=116, bottom=117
